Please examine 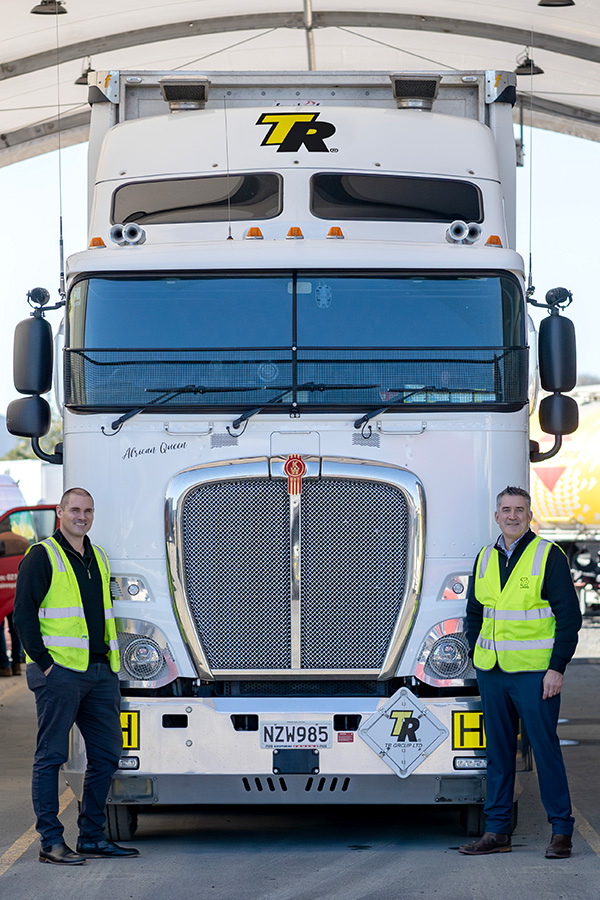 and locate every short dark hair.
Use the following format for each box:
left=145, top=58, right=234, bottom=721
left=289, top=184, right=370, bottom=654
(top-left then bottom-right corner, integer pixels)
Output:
left=59, top=487, right=94, bottom=509
left=496, top=486, right=531, bottom=509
